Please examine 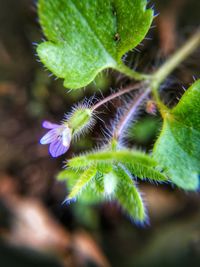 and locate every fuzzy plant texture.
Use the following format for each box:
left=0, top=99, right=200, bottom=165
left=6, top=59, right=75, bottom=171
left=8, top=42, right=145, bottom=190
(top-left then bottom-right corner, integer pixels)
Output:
left=37, top=0, right=200, bottom=224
